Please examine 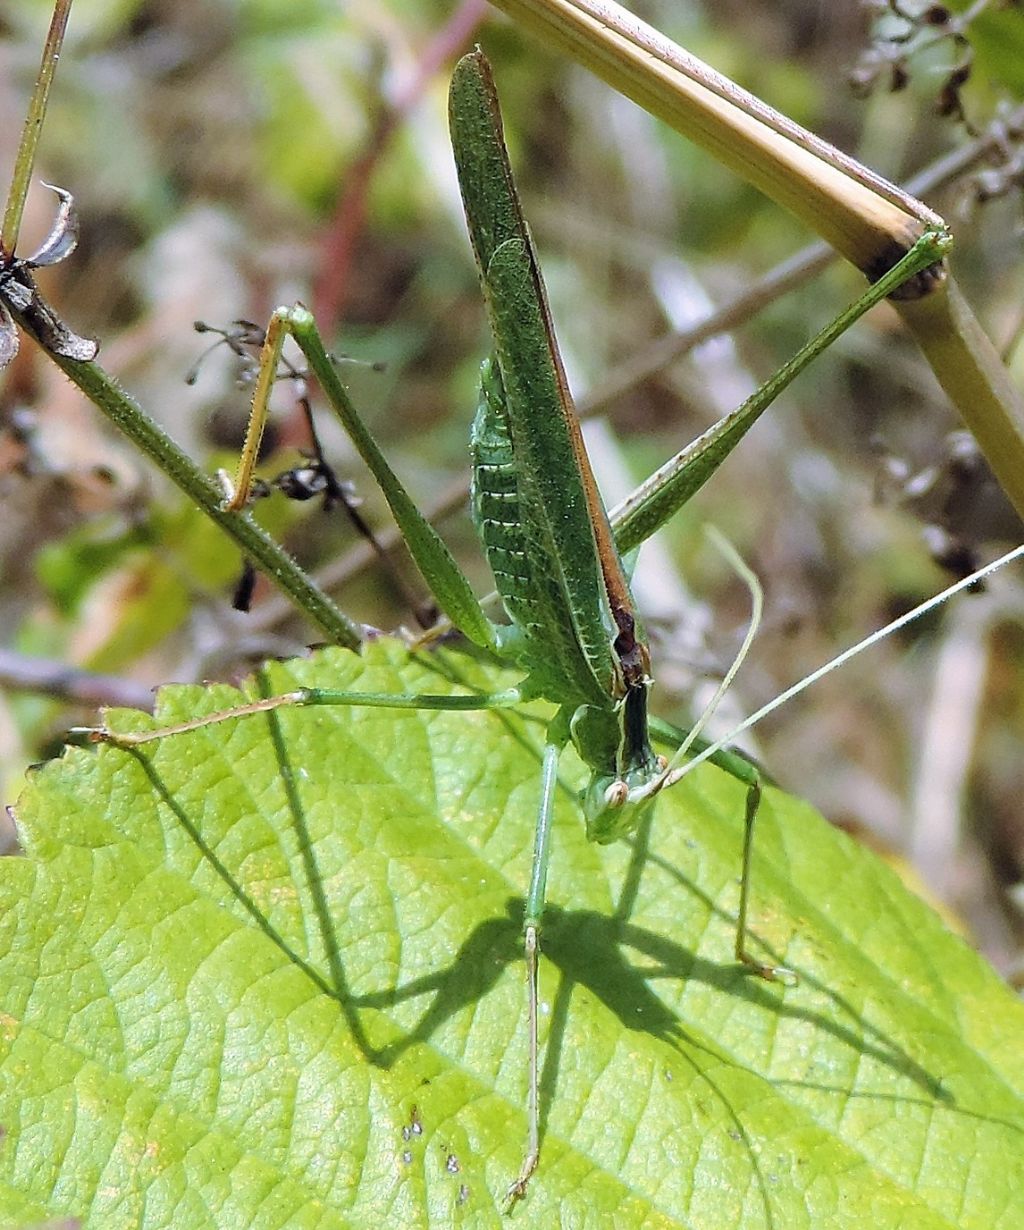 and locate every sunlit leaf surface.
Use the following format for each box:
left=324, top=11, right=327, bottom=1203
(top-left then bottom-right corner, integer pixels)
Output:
left=3, top=640, right=1023, bottom=1227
